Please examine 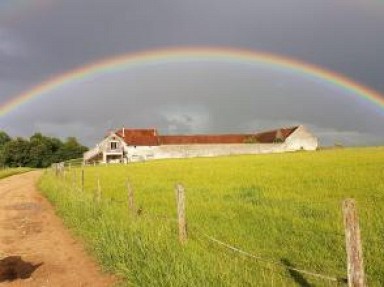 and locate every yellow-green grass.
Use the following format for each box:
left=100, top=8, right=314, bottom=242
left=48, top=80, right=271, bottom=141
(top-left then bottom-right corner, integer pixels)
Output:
left=39, top=147, right=384, bottom=286
left=0, top=167, right=32, bottom=179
